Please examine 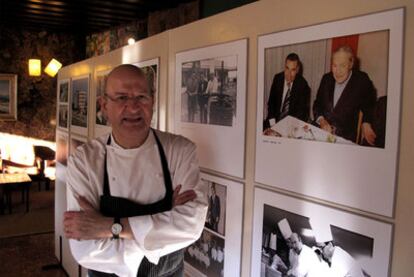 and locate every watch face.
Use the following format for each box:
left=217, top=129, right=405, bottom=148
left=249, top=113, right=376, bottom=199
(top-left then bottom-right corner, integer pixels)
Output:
left=111, top=223, right=123, bottom=235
